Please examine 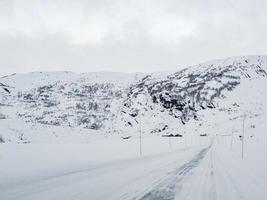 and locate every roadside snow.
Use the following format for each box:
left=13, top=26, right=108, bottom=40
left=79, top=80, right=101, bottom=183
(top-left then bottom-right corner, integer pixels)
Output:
left=0, top=136, right=211, bottom=200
